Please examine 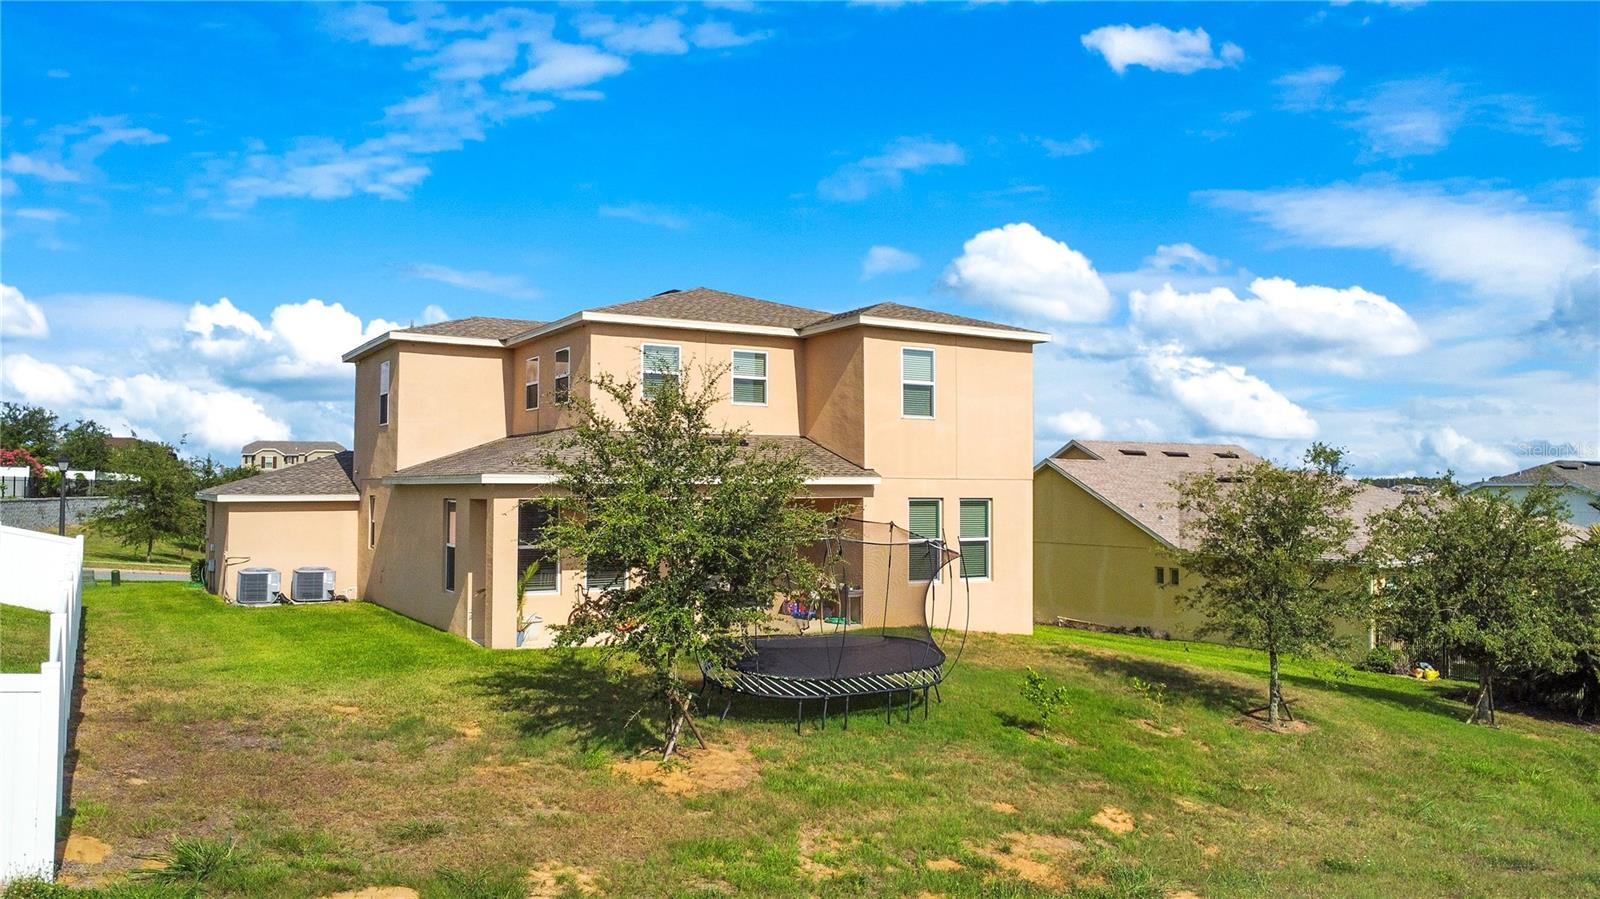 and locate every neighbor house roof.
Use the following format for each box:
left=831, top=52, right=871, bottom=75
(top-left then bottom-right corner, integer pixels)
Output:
left=1473, top=460, right=1600, bottom=496
left=1037, top=439, right=1403, bottom=552
left=198, top=451, right=357, bottom=503
left=383, top=431, right=879, bottom=486
left=242, top=440, right=347, bottom=455
left=343, top=286, right=1049, bottom=361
